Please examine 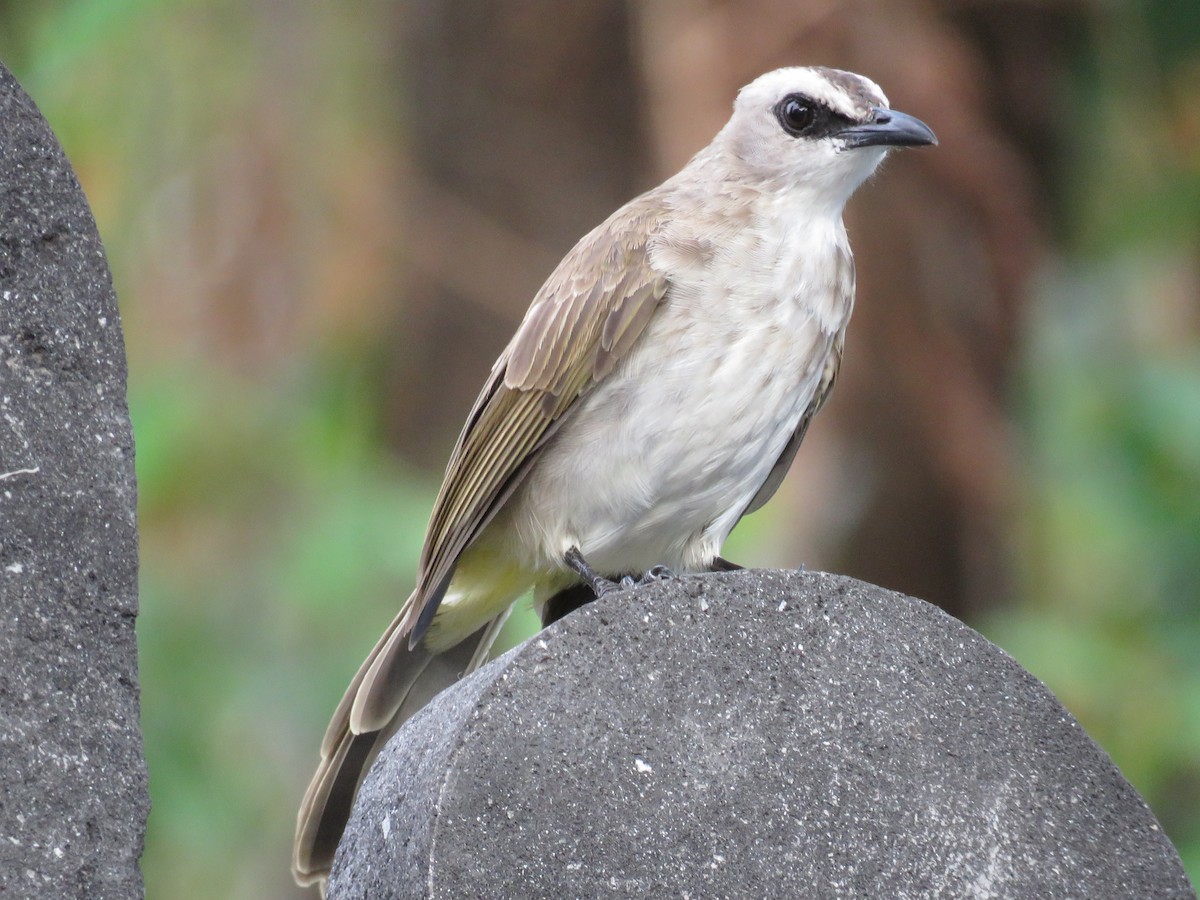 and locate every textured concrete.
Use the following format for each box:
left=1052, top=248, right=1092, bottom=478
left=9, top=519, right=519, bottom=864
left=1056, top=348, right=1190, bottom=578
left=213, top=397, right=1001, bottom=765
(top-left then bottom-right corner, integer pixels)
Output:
left=0, top=64, right=146, bottom=897
left=329, top=570, right=1195, bottom=899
